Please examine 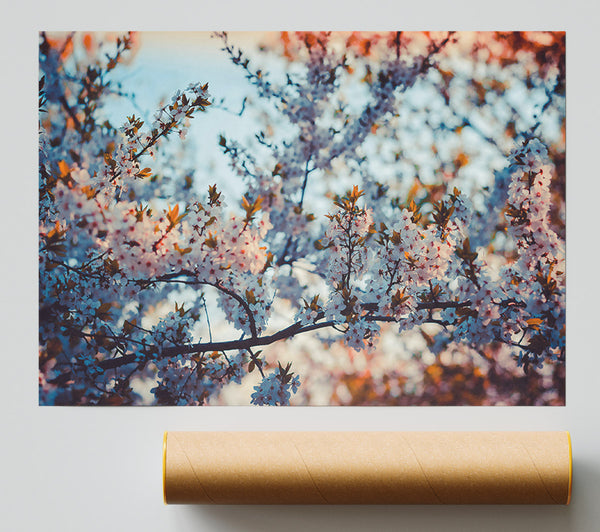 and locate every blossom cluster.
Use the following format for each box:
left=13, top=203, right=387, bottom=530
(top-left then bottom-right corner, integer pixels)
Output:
left=250, top=368, right=301, bottom=406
